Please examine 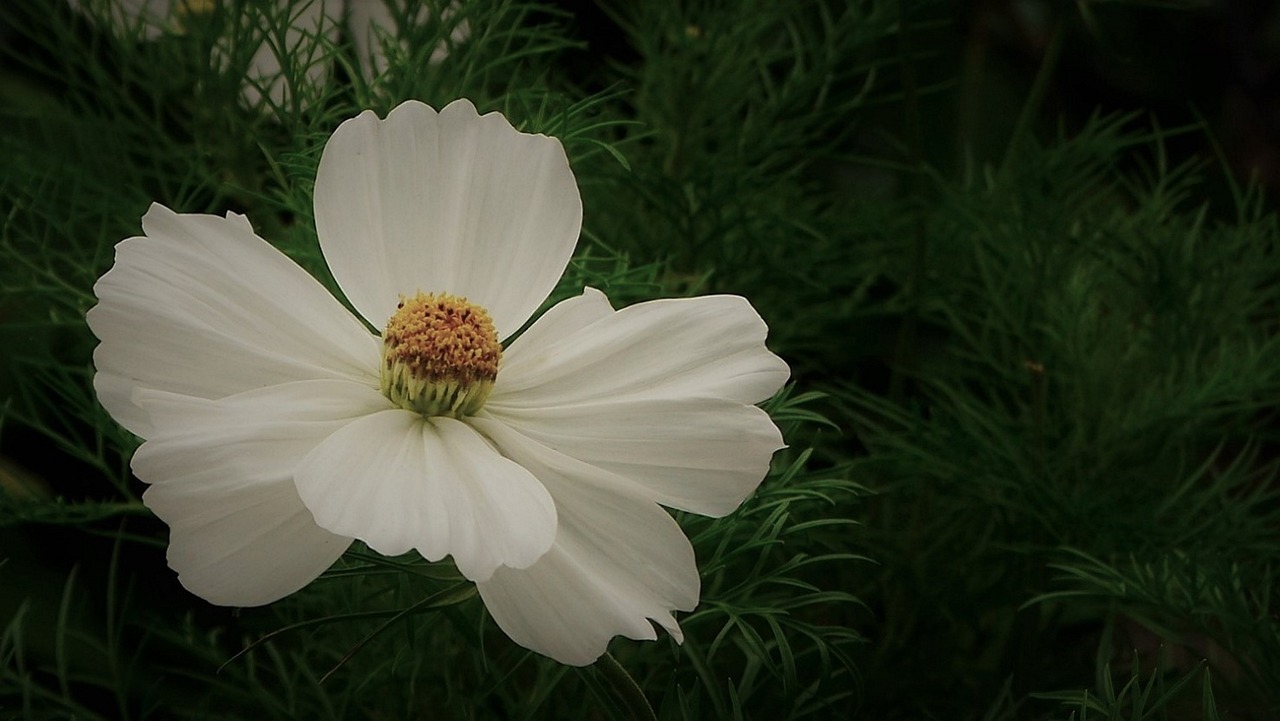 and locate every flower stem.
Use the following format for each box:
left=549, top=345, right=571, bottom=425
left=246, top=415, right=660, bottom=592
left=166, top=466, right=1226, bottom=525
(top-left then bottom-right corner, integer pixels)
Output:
left=595, top=652, right=656, bottom=721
